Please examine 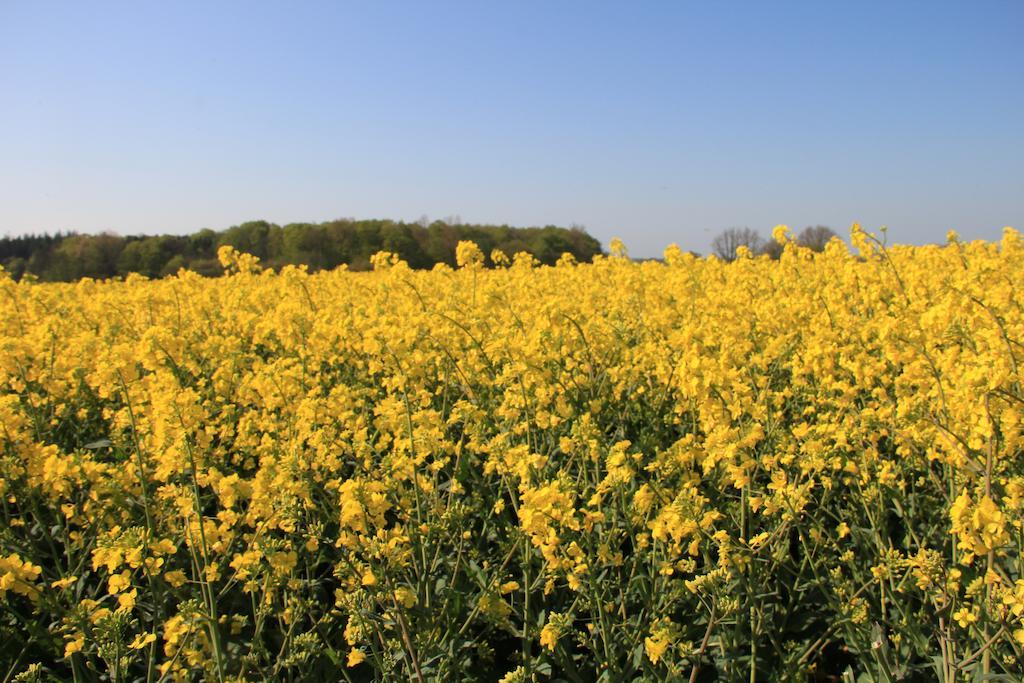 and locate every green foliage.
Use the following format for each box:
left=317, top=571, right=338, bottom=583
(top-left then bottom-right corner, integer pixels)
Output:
left=0, top=219, right=604, bottom=281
